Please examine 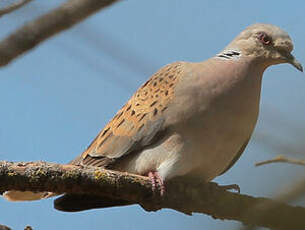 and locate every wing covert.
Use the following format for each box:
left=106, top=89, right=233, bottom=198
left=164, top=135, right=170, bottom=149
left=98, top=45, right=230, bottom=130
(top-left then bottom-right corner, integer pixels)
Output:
left=80, top=62, right=185, bottom=166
